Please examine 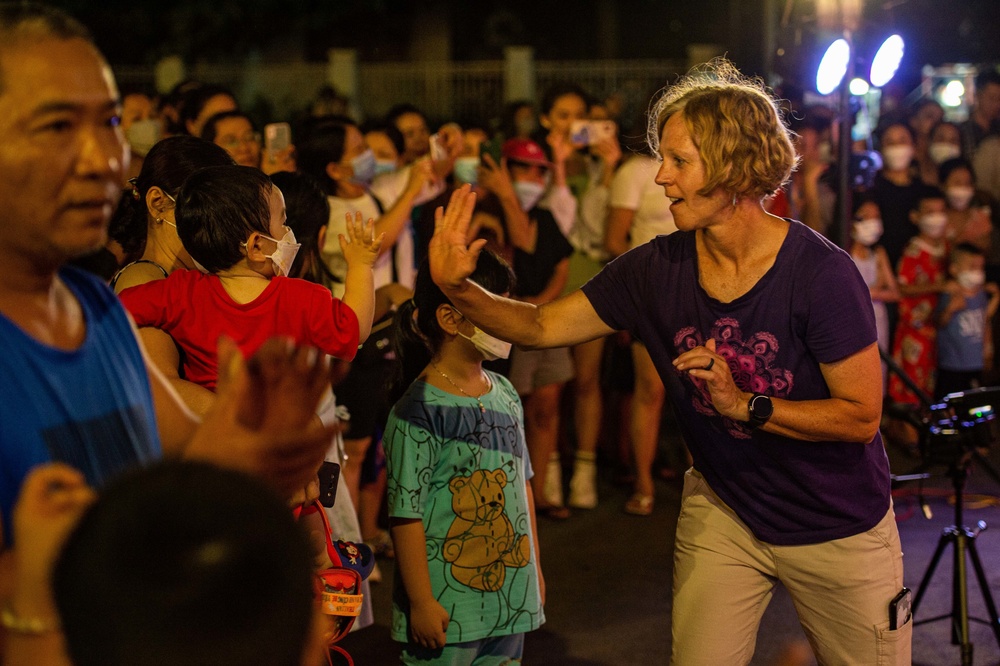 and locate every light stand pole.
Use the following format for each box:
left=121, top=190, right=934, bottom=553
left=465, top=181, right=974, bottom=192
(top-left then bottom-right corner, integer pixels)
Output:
left=837, top=32, right=855, bottom=250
